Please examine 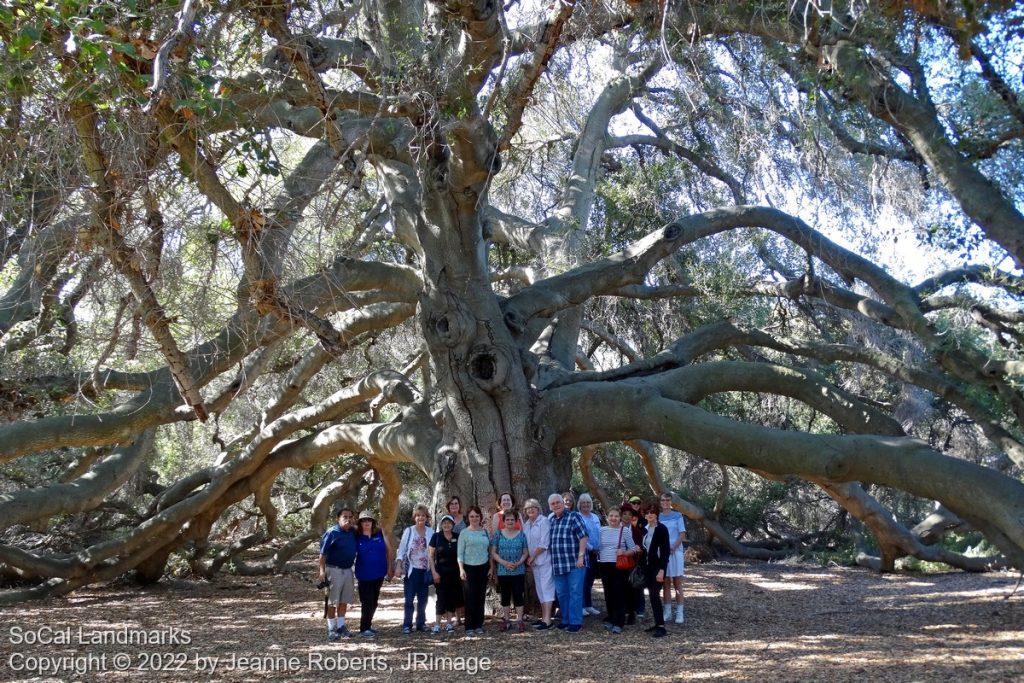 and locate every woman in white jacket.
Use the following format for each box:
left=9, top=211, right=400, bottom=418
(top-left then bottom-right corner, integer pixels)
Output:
left=523, top=498, right=555, bottom=629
